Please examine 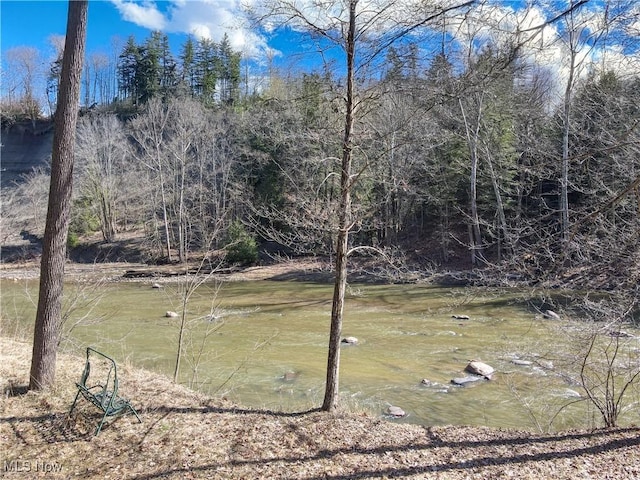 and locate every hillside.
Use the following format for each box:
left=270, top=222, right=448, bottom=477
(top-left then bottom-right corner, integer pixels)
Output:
left=0, top=120, right=54, bottom=188
left=2, top=337, right=639, bottom=479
